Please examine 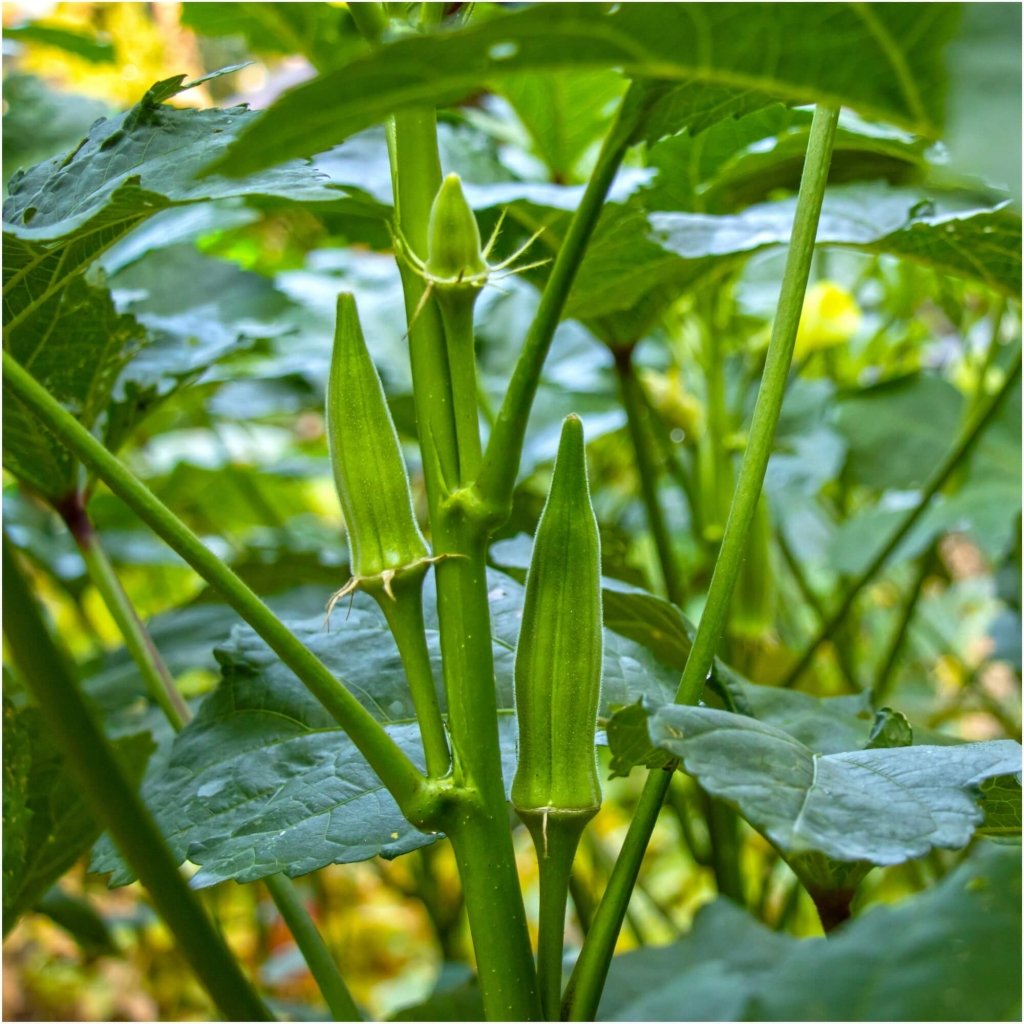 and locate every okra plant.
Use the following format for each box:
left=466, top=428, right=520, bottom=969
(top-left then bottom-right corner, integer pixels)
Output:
left=2, top=3, right=1021, bottom=1022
